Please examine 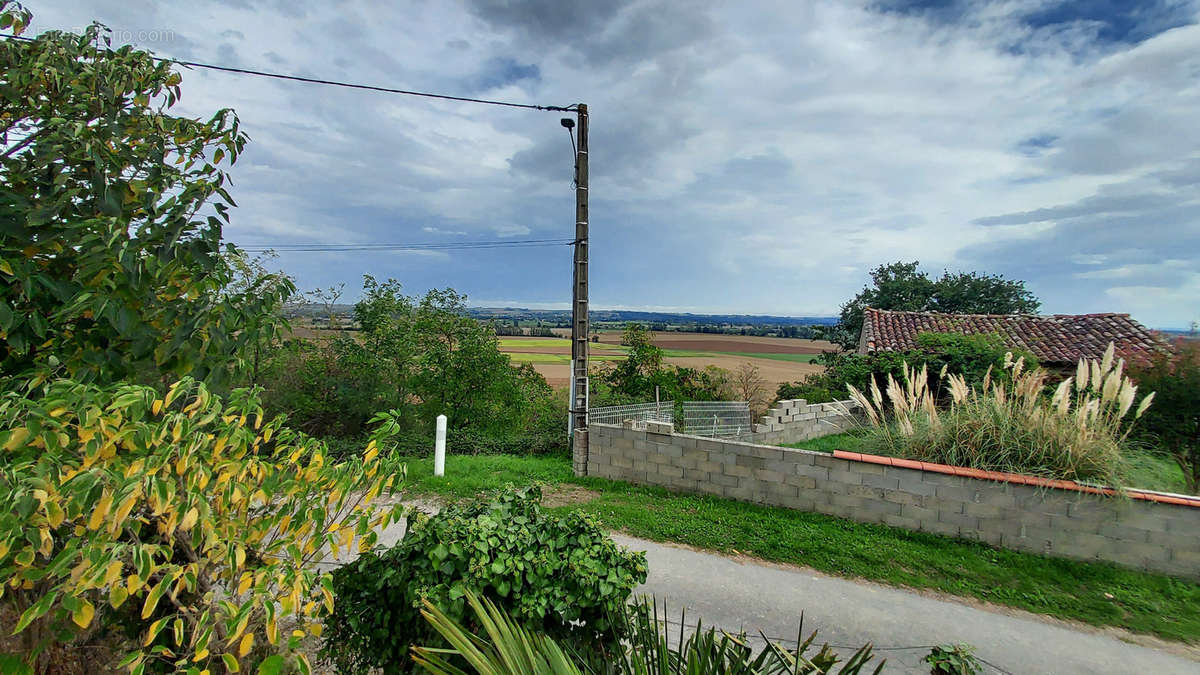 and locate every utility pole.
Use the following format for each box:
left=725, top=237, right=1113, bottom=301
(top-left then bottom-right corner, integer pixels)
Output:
left=570, top=103, right=589, bottom=476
